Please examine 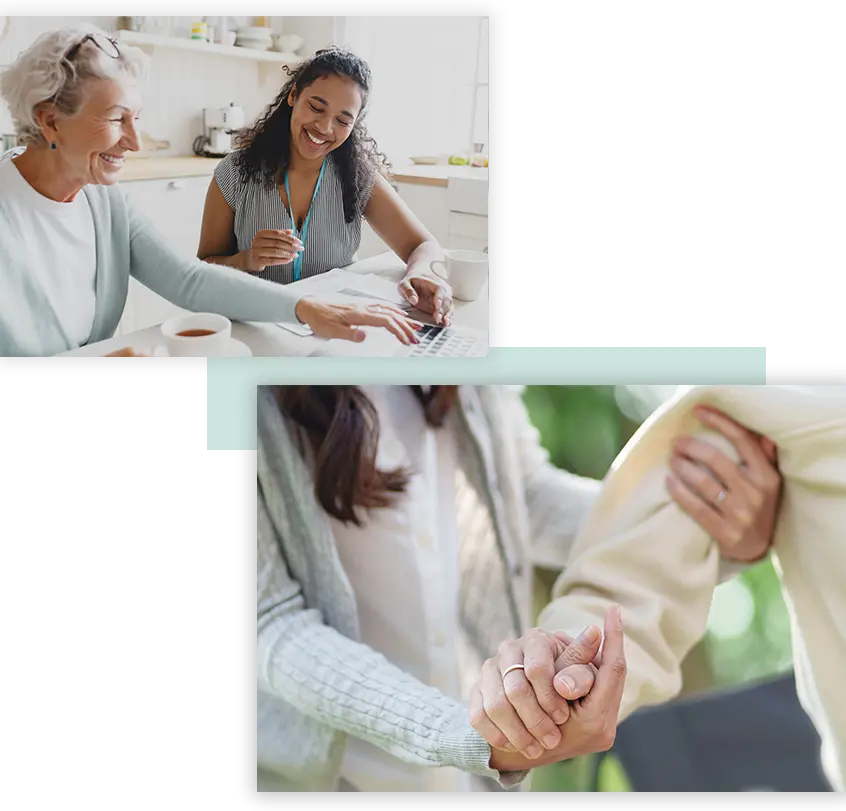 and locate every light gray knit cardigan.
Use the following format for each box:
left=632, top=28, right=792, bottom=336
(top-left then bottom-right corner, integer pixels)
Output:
left=256, top=385, right=602, bottom=791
